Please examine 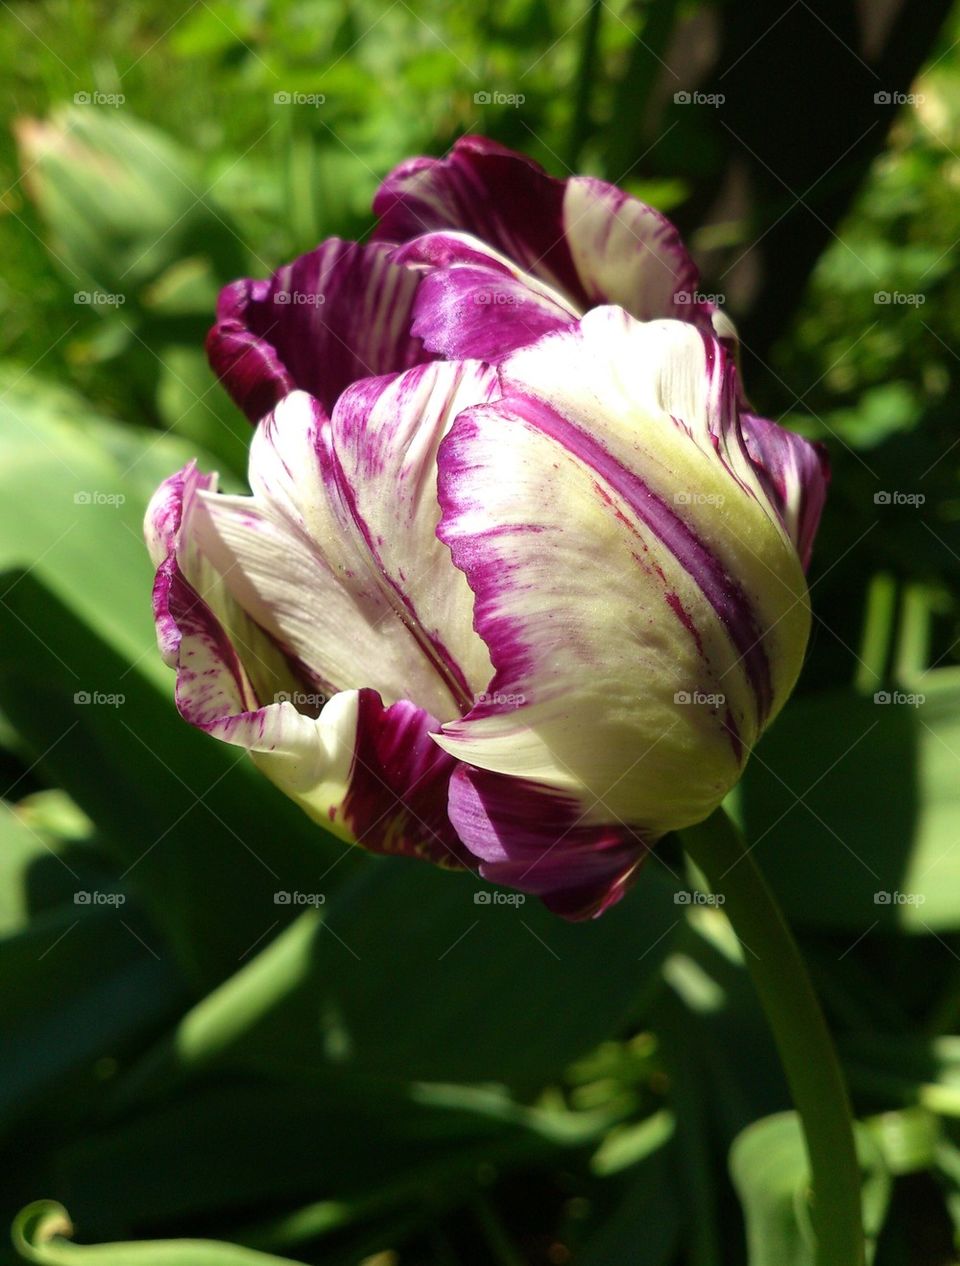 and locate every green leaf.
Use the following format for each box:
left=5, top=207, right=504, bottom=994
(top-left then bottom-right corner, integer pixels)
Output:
left=739, top=677, right=960, bottom=931
left=0, top=364, right=226, bottom=687
left=110, top=858, right=683, bottom=1099
left=0, top=570, right=360, bottom=990
left=12, top=1202, right=304, bottom=1266
left=729, top=1113, right=891, bottom=1266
